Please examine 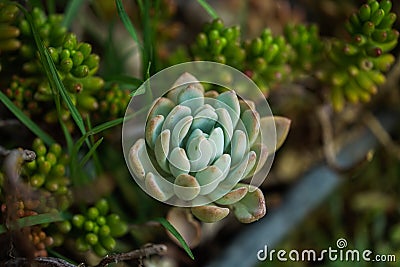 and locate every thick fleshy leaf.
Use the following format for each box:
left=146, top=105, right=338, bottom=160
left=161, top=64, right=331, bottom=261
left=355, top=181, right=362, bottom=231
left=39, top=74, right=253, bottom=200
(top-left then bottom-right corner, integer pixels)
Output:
left=208, top=127, right=224, bottom=161
left=178, top=85, right=204, bottom=113
left=215, top=108, right=233, bottom=149
left=239, top=99, right=255, bottom=114
left=168, top=73, right=204, bottom=103
left=212, top=154, right=231, bottom=182
left=163, top=105, right=191, bottom=132
left=129, top=139, right=158, bottom=180
left=145, top=115, right=164, bottom=149
left=251, top=143, right=269, bottom=174
left=145, top=172, right=174, bottom=201
left=204, top=90, right=219, bottom=98
left=191, top=205, right=230, bottom=223
left=191, top=105, right=218, bottom=134
left=196, top=154, right=231, bottom=195
left=148, top=97, right=175, bottom=120
left=240, top=109, right=260, bottom=147
left=169, top=147, right=190, bottom=177
left=186, top=136, right=213, bottom=172
left=154, top=129, right=171, bottom=173
left=216, top=90, right=240, bottom=129
left=230, top=130, right=248, bottom=167
left=166, top=208, right=202, bottom=248
left=196, top=166, right=222, bottom=195
left=171, top=115, right=193, bottom=148
left=219, top=151, right=254, bottom=189
left=174, top=174, right=201, bottom=201
left=242, top=151, right=257, bottom=179
left=215, top=183, right=249, bottom=205
left=260, top=116, right=291, bottom=153
left=232, top=186, right=266, bottom=223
